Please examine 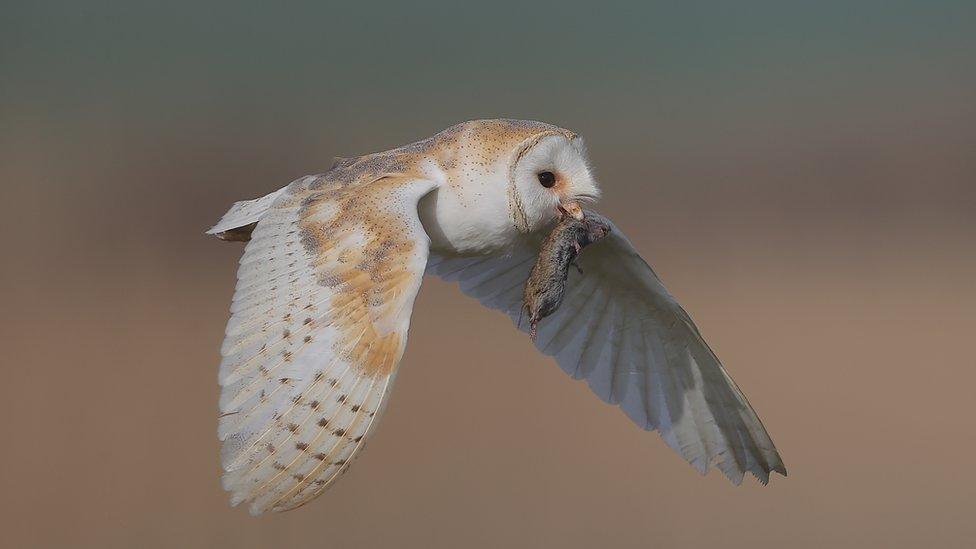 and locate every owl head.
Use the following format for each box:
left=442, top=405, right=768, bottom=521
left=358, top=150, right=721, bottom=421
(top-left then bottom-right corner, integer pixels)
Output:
left=418, top=119, right=602, bottom=253
left=508, top=129, right=600, bottom=232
